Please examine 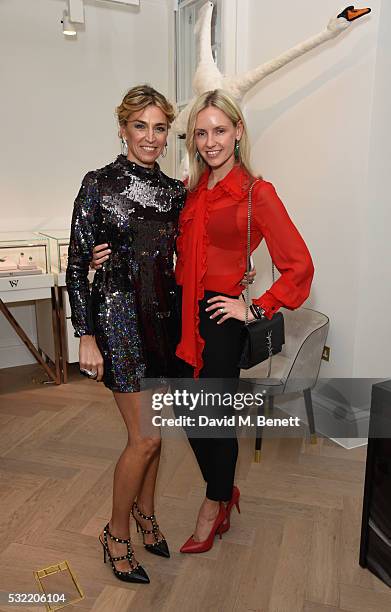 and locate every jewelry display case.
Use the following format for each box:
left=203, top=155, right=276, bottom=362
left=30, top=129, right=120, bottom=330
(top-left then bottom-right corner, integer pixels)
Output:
left=36, top=229, right=94, bottom=378
left=0, top=232, right=48, bottom=275
left=0, top=230, right=93, bottom=384
left=0, top=232, right=53, bottom=302
left=37, top=229, right=94, bottom=287
left=38, top=229, right=70, bottom=282
left=35, top=230, right=75, bottom=371
left=0, top=232, right=60, bottom=383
